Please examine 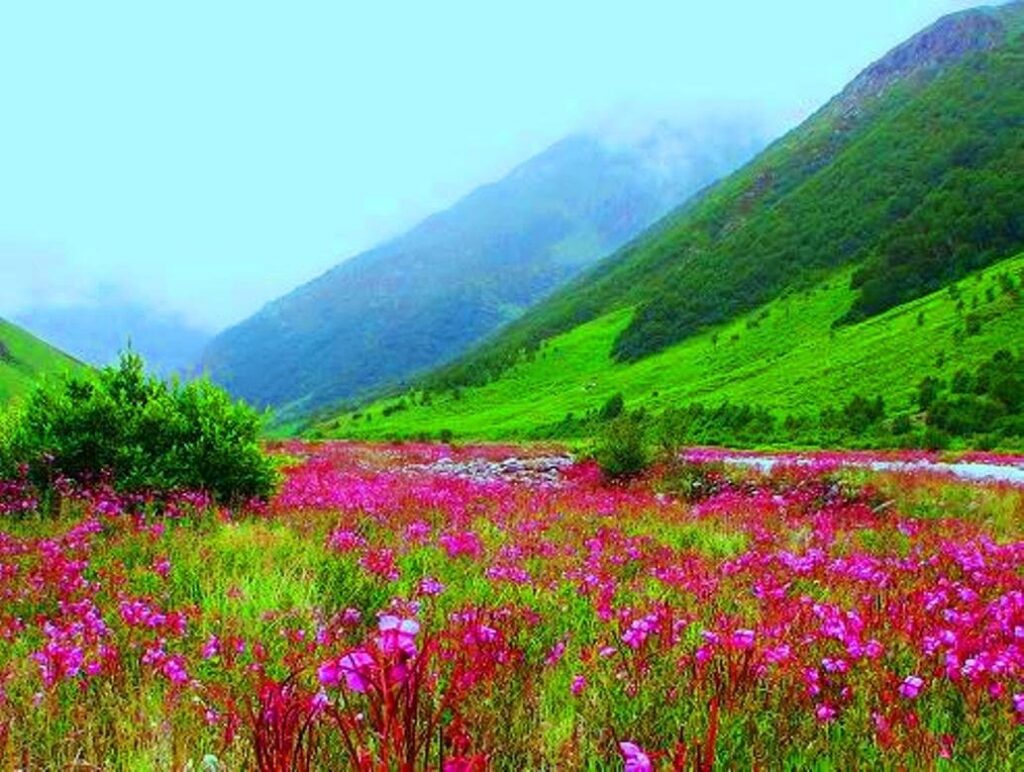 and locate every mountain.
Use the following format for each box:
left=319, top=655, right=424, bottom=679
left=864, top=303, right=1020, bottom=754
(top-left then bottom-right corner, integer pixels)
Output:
left=15, top=301, right=212, bottom=378
left=199, top=121, right=769, bottom=412
left=320, top=1, right=1024, bottom=440
left=0, top=318, right=83, bottom=403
